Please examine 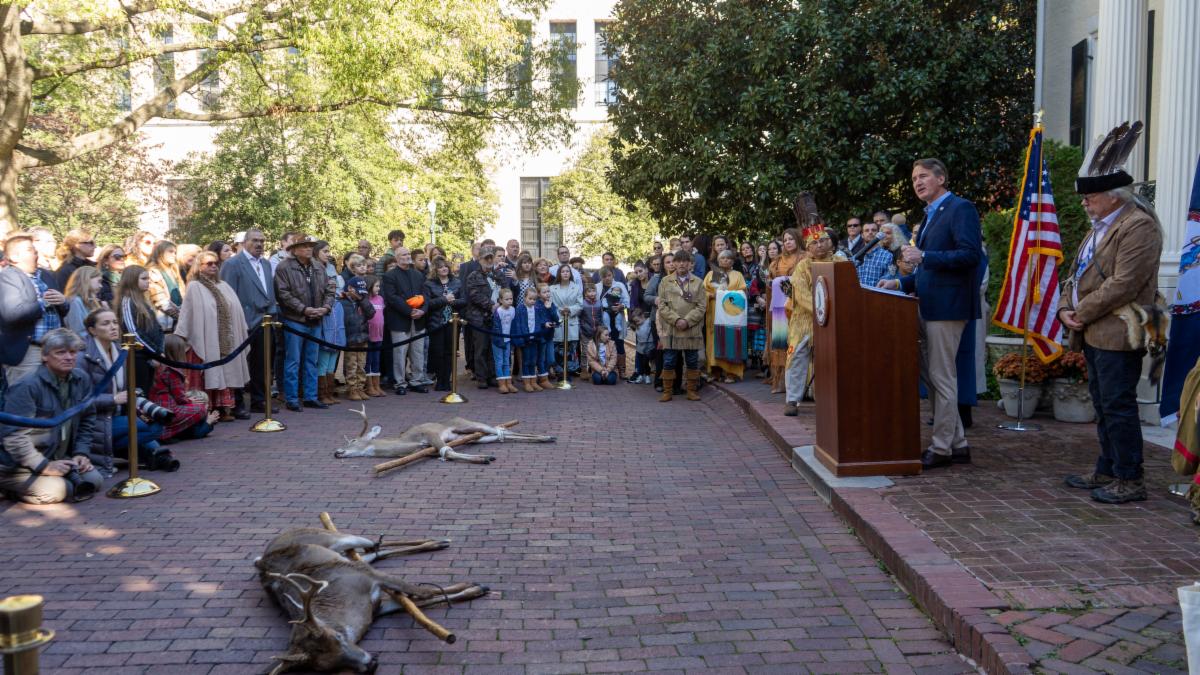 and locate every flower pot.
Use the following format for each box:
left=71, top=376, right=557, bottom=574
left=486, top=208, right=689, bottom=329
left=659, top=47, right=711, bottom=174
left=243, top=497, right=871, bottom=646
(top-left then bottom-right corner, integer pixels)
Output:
left=997, top=378, right=1041, bottom=418
left=1051, top=378, right=1095, bottom=423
